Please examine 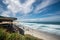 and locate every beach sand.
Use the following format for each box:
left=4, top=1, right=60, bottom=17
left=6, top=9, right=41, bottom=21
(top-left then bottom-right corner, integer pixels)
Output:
left=24, top=28, right=60, bottom=40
